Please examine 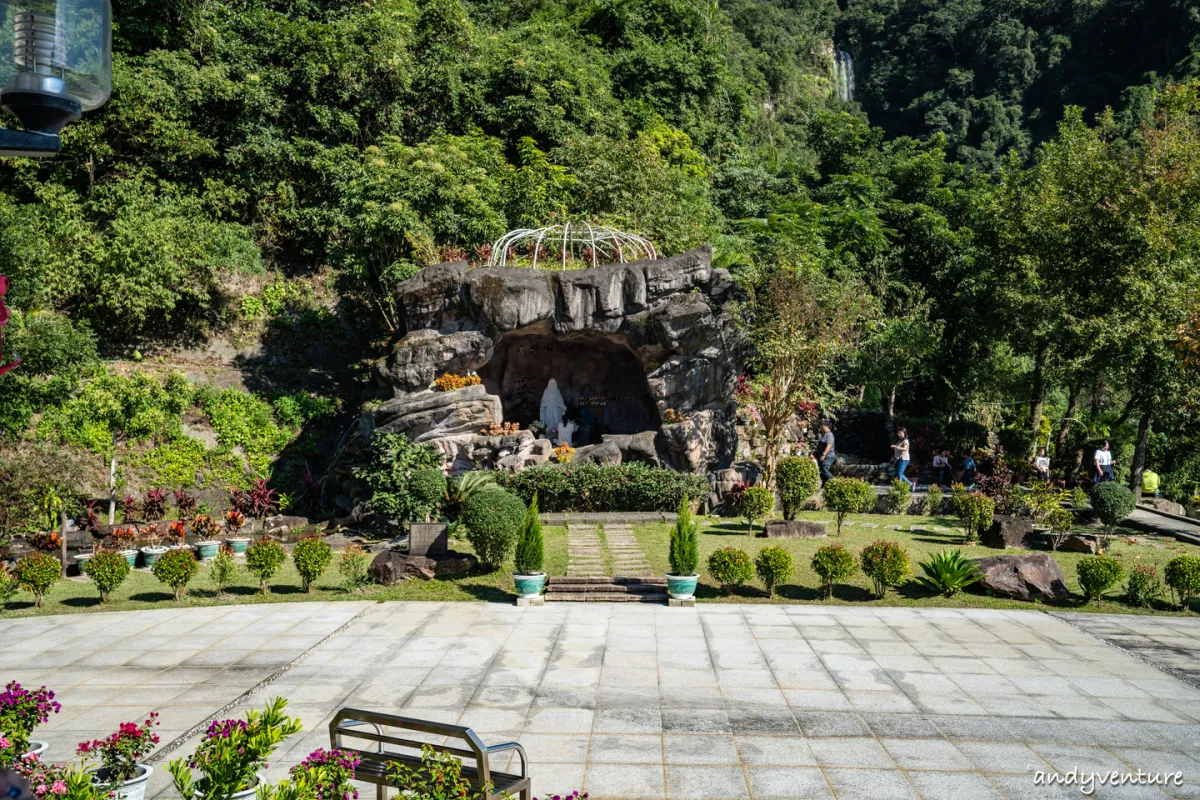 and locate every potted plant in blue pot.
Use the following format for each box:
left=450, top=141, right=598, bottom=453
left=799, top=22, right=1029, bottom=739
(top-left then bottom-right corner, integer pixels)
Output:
left=191, top=514, right=222, bottom=562
left=512, top=492, right=546, bottom=599
left=666, top=498, right=700, bottom=600
left=223, top=510, right=250, bottom=554
left=168, top=697, right=301, bottom=800
left=139, top=523, right=167, bottom=567
left=78, top=714, right=160, bottom=800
